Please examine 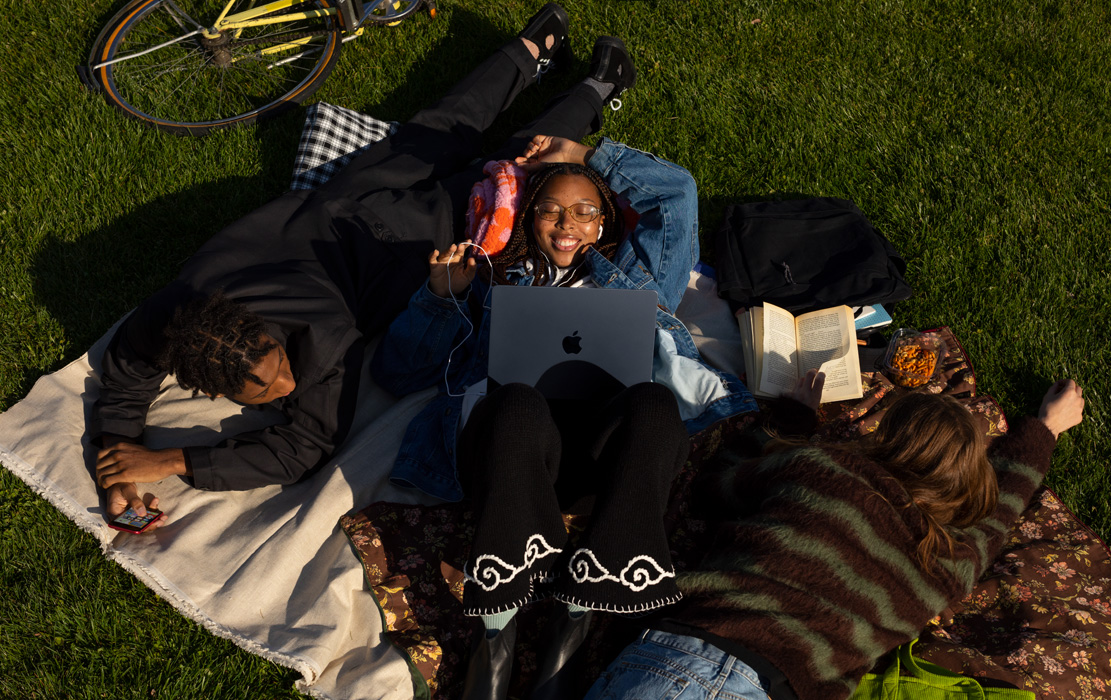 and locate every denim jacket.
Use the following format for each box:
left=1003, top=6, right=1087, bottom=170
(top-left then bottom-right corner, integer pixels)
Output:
left=371, top=139, right=757, bottom=501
